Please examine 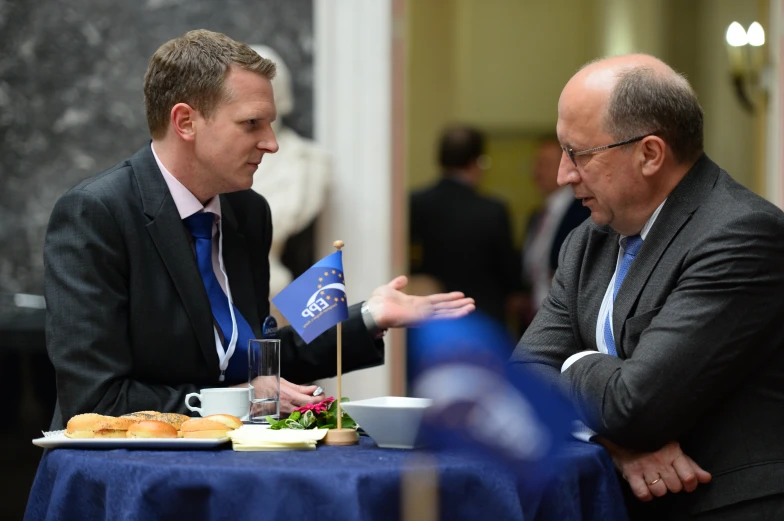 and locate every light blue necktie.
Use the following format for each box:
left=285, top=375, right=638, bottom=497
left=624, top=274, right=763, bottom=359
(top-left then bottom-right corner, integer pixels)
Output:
left=603, top=235, right=643, bottom=357
left=183, top=212, right=255, bottom=383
